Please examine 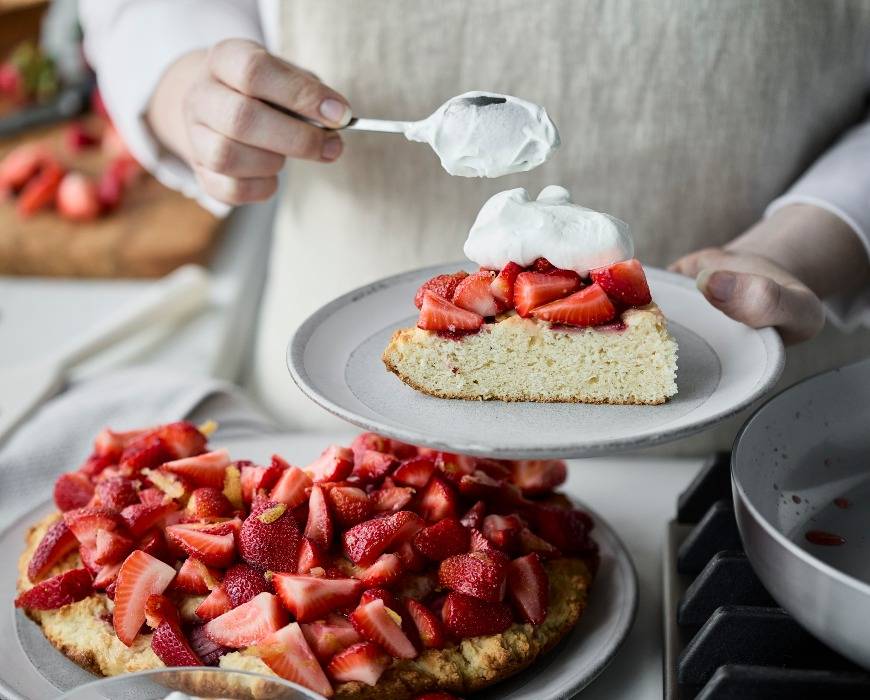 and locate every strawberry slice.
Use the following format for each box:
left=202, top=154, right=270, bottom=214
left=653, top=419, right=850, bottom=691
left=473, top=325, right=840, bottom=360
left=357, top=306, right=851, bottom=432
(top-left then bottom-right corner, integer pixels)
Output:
left=510, top=460, right=567, bottom=495
left=417, top=292, right=484, bottom=333
left=113, top=550, right=176, bottom=646
left=532, top=257, right=556, bottom=273
left=239, top=501, right=301, bottom=573
left=482, top=514, right=523, bottom=552
left=441, top=592, right=513, bottom=638
left=413, top=518, right=469, bottom=561
left=419, top=477, right=459, bottom=522
left=414, top=272, right=469, bottom=309
left=301, top=616, right=362, bottom=662
left=343, top=511, right=424, bottom=566
left=269, top=465, right=312, bottom=508
left=153, top=421, right=207, bottom=459
left=328, top=641, right=391, bottom=686
left=356, top=553, right=403, bottom=587
left=459, top=501, right=486, bottom=530
left=349, top=598, right=417, bottom=659
left=161, top=449, right=230, bottom=488
left=272, top=574, right=363, bottom=622
left=513, top=271, right=581, bottom=317
left=353, top=450, right=397, bottom=485
left=404, top=599, right=446, bottom=649
left=508, top=553, right=549, bottom=624
left=590, top=258, right=652, bottom=306
left=242, top=461, right=285, bottom=504
left=121, top=502, right=177, bottom=537
left=189, top=623, right=232, bottom=665
left=93, top=562, right=122, bottom=590
left=94, top=477, right=139, bottom=512
left=165, top=523, right=236, bottom=568
left=370, top=486, right=415, bottom=513
left=171, top=557, right=221, bottom=595
left=56, top=172, right=100, bottom=221
left=393, top=456, right=436, bottom=488
left=350, top=433, right=393, bottom=463
left=452, top=270, right=499, bottom=317
left=137, top=488, right=167, bottom=507
left=186, top=487, right=232, bottom=520
left=438, top=551, right=508, bottom=602
left=63, top=508, right=122, bottom=548
left=518, top=527, right=561, bottom=559
left=0, top=143, right=49, bottom=190
left=305, top=445, right=354, bottom=483
left=94, top=529, right=134, bottom=565
left=53, top=472, right=95, bottom=512
left=529, top=505, right=595, bottom=555
left=17, top=160, right=65, bottom=217
left=304, top=485, right=334, bottom=549
left=395, top=540, right=427, bottom=573
left=137, top=528, right=171, bottom=562
left=152, top=618, right=202, bottom=667
left=297, top=537, right=329, bottom=574
left=327, top=486, right=373, bottom=527
left=15, top=568, right=93, bottom=610
left=204, top=592, right=287, bottom=648
left=195, top=586, right=232, bottom=621
left=27, top=518, right=78, bottom=582
left=490, top=262, right=523, bottom=309
left=530, top=283, right=616, bottom=327
left=255, top=622, right=333, bottom=697
left=222, top=562, right=270, bottom=607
